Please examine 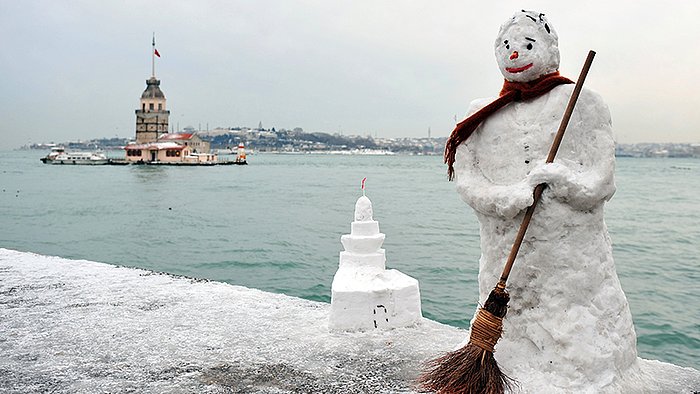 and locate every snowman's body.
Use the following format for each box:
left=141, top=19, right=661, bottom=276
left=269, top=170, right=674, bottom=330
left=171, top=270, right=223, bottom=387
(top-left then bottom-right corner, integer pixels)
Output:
left=455, top=85, right=638, bottom=390
left=452, top=10, right=639, bottom=391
